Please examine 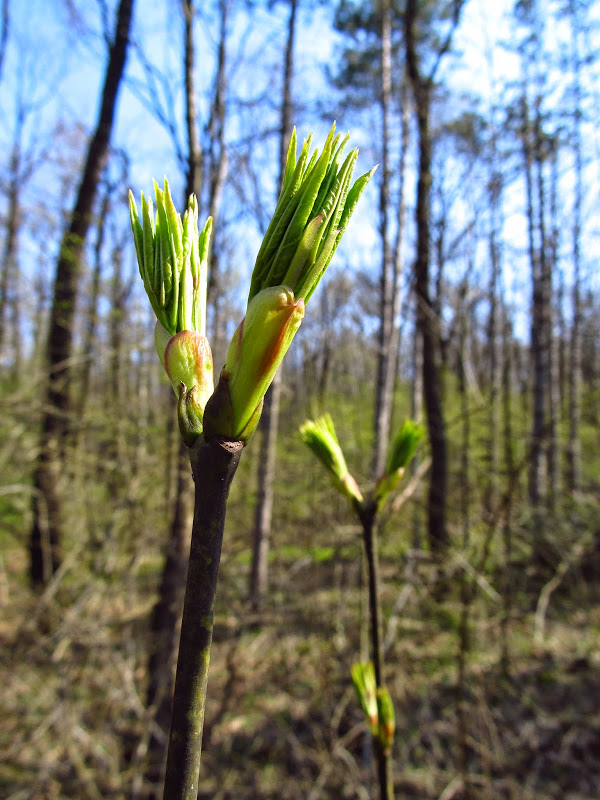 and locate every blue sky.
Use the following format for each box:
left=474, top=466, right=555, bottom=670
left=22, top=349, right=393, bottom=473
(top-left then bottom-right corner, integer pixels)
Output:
left=1, top=0, right=599, bottom=352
